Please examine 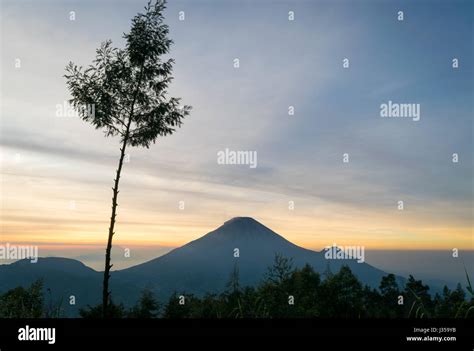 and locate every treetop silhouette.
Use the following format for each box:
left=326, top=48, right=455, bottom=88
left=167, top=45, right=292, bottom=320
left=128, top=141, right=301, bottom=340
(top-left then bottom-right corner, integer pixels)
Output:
left=64, top=0, right=191, bottom=317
